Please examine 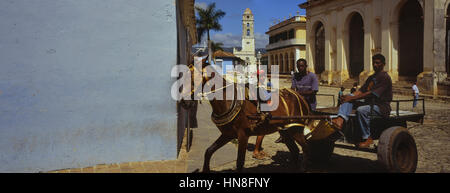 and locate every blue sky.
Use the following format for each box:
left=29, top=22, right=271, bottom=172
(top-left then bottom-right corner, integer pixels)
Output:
left=195, top=0, right=307, bottom=48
